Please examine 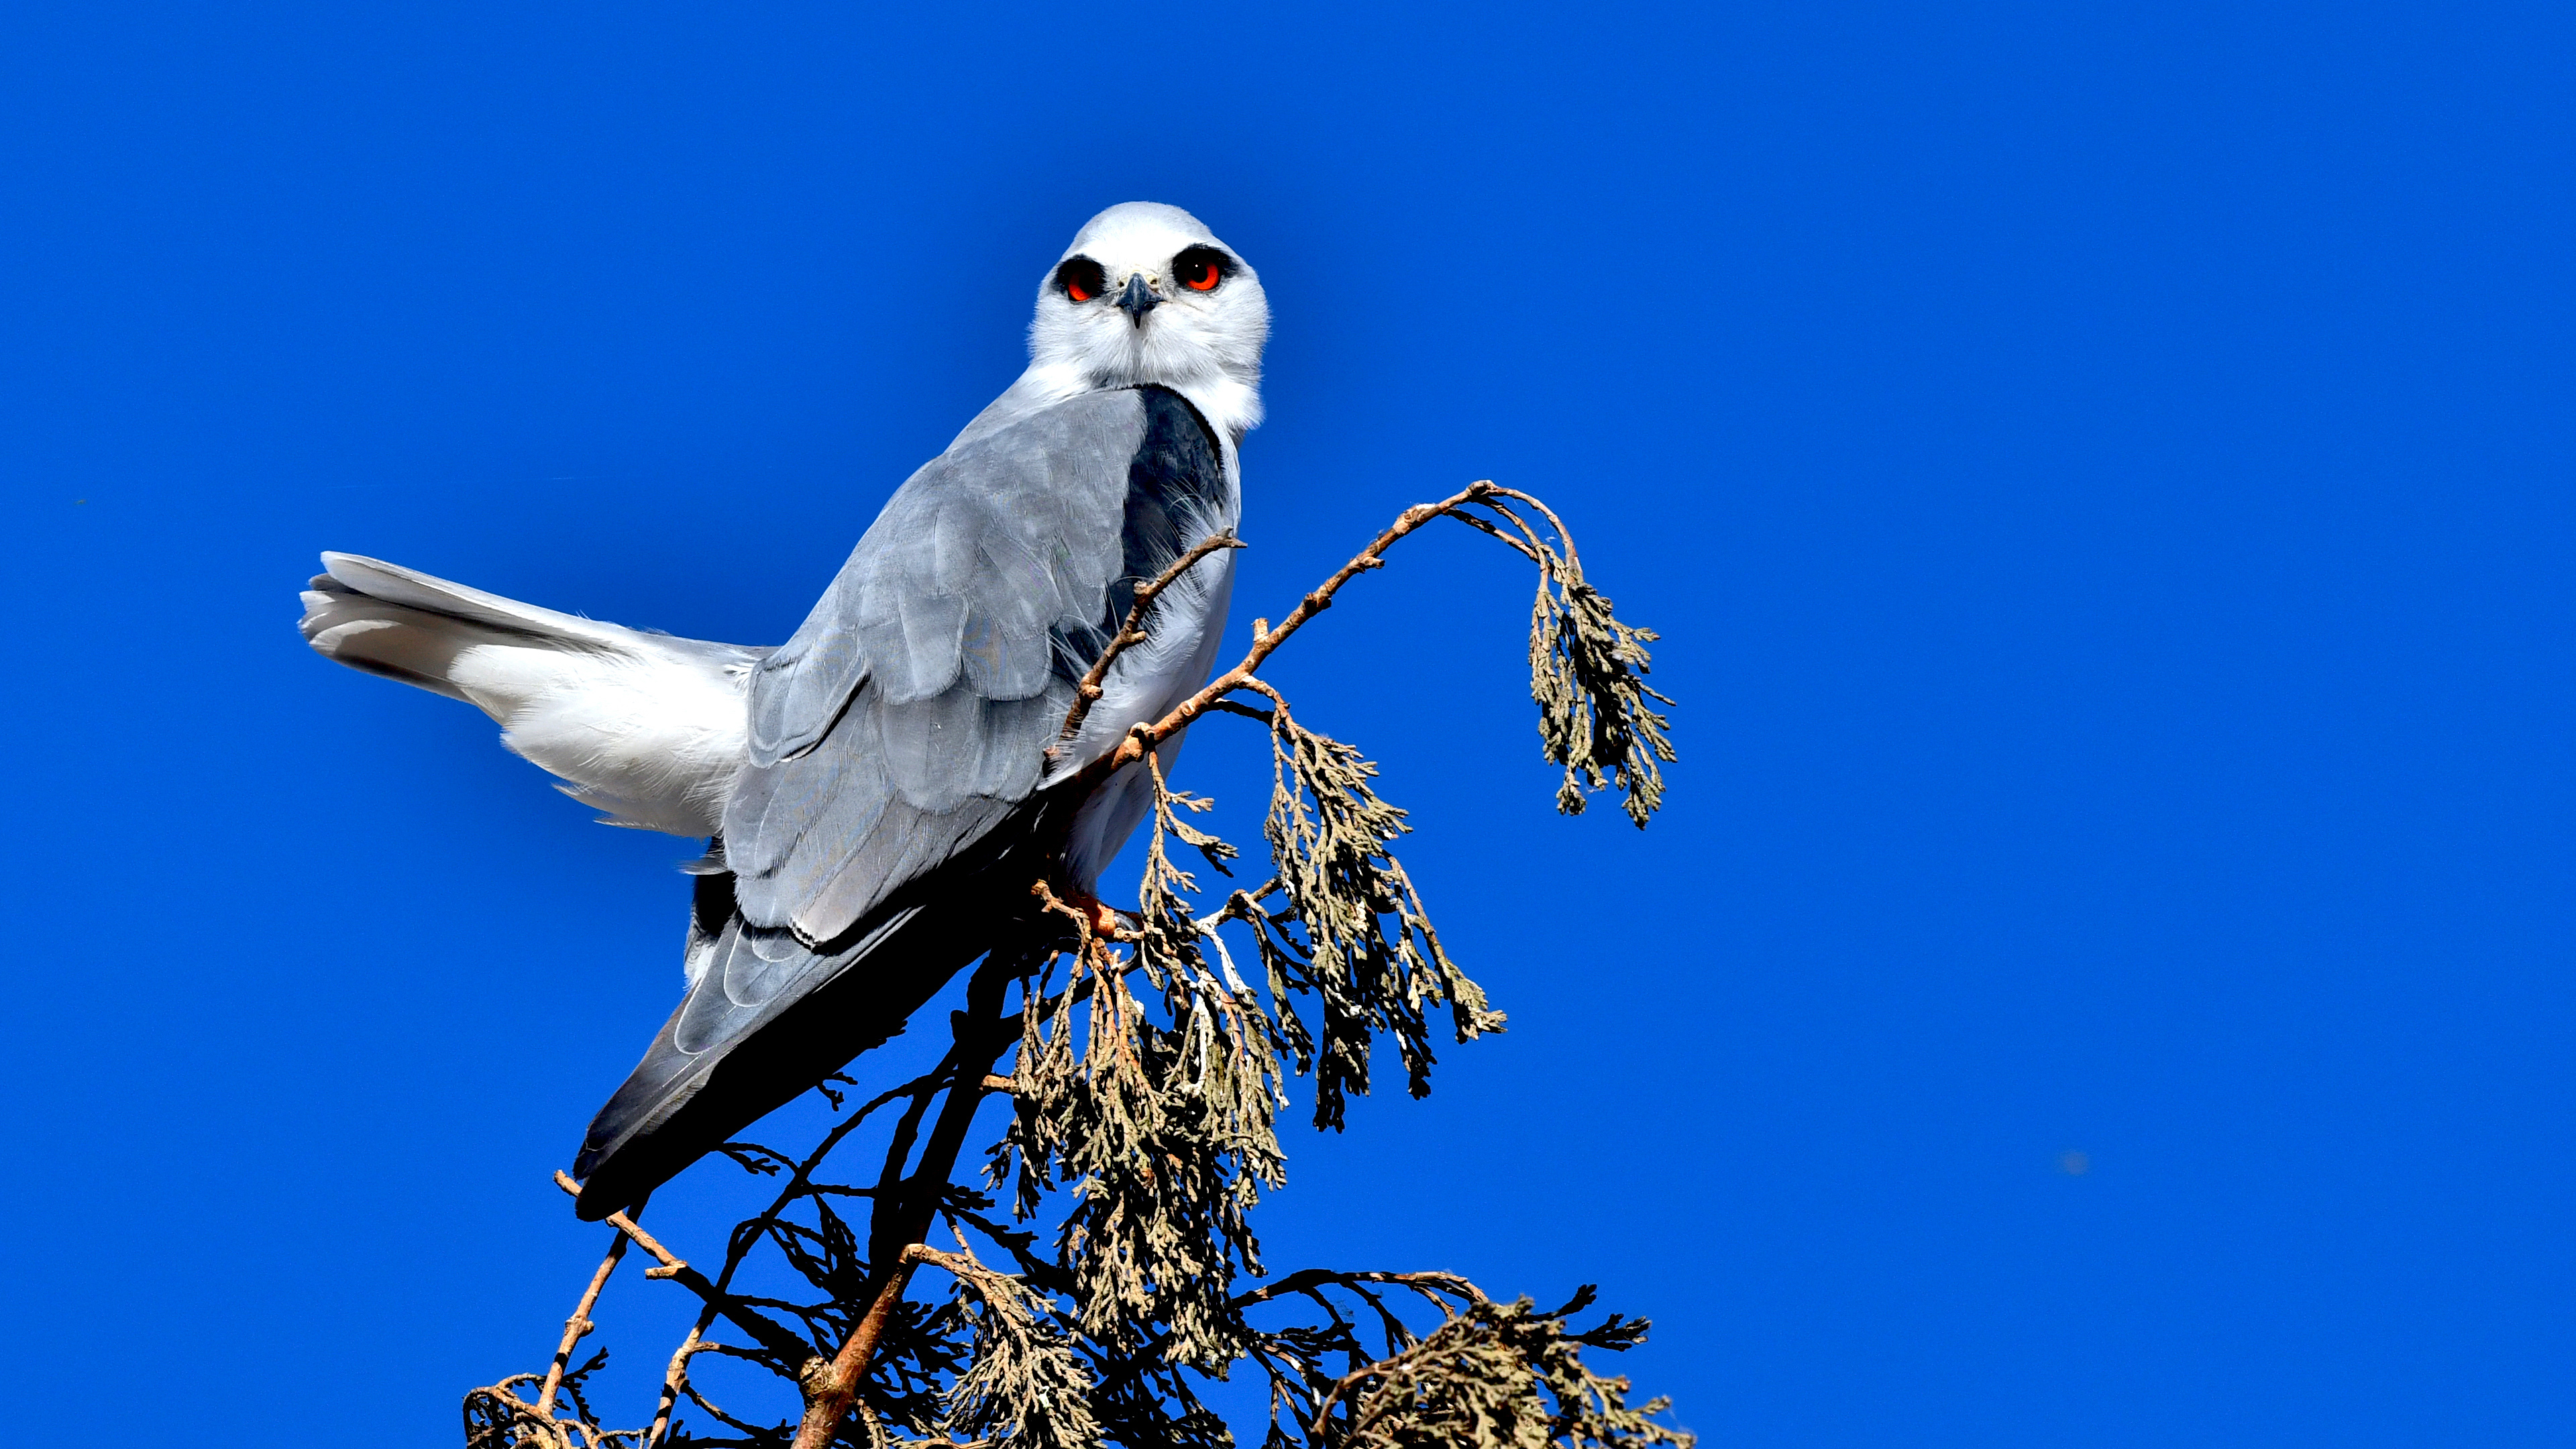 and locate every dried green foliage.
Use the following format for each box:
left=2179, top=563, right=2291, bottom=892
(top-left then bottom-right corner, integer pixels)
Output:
left=1302, top=1285, right=1689, bottom=1449
left=1230, top=697, right=1503, bottom=1126
left=980, top=761, right=1285, bottom=1369
left=1441, top=486, right=1676, bottom=828
left=1527, top=554, right=1674, bottom=828
left=464, top=485, right=1688, bottom=1449
left=921, top=1244, right=1102, bottom=1449
left=989, top=711, right=1511, bottom=1378
left=989, top=924, right=1282, bottom=1371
